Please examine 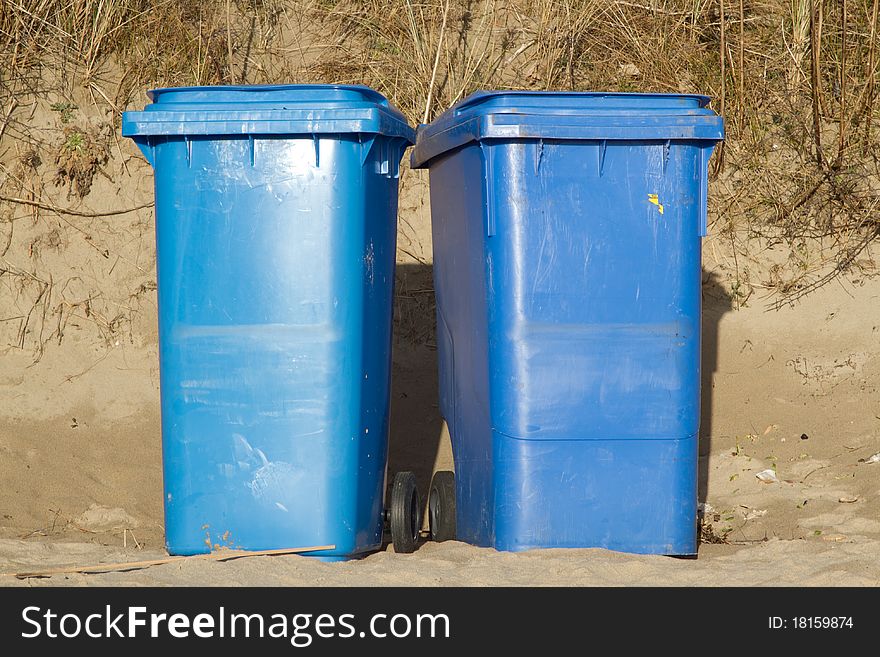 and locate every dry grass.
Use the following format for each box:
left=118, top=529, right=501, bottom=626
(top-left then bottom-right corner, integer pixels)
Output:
left=302, top=1, right=880, bottom=307
left=1, top=1, right=880, bottom=360
left=2, top=1, right=878, bottom=151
